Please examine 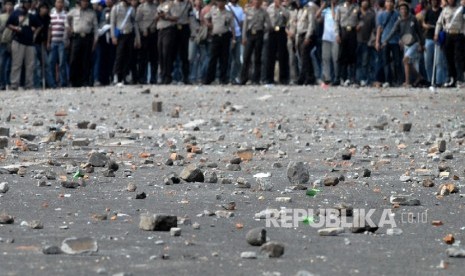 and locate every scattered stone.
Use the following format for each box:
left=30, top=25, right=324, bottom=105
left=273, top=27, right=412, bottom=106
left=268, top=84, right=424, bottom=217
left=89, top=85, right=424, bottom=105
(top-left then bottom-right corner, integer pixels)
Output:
left=72, top=138, right=90, bottom=147
left=446, top=248, right=465, bottom=258
left=230, top=157, right=242, bottom=164
left=443, top=234, right=455, bottom=245
left=275, top=197, right=292, bottom=203
left=170, top=227, right=182, bottom=237
left=42, top=245, right=62, bottom=255
left=437, top=183, right=459, bottom=196
left=204, top=171, right=218, bottom=183
left=107, top=161, right=119, bottom=171
left=438, top=140, right=446, bottom=153
left=286, top=162, right=309, bottom=184
left=102, top=170, right=115, bottom=177
left=135, top=192, right=146, bottom=199
left=127, top=183, right=137, bottom=192
left=236, top=149, right=253, bottom=161
left=400, top=123, right=412, bottom=132
left=152, top=101, right=162, bottom=112
left=29, top=220, right=43, bottom=229
left=318, top=227, right=344, bottom=236
left=323, top=177, right=339, bottom=186
left=0, top=127, right=9, bottom=137
left=361, top=168, right=371, bottom=177
left=0, top=182, right=9, bottom=193
left=341, top=151, right=352, bottom=160
left=226, top=163, right=241, bottom=171
left=246, top=228, right=267, bottom=246
left=260, top=242, right=285, bottom=258
left=451, top=130, right=465, bottom=139
left=422, top=179, right=435, bottom=187
left=61, top=181, right=79, bottom=189
left=351, top=225, right=379, bottom=234
left=256, top=177, right=273, bottom=191
left=0, top=214, right=14, bottom=224
left=180, top=164, right=204, bottom=182
left=399, top=175, right=412, bottom=182
left=289, top=184, right=307, bottom=190
left=88, top=152, right=109, bottom=167
left=235, top=177, right=251, bottom=188
left=215, top=210, right=234, bottom=218
left=77, top=121, right=90, bottom=129
left=386, top=228, right=403, bottom=236
left=60, top=237, right=98, bottom=255
left=390, top=195, right=420, bottom=206
left=240, top=251, right=257, bottom=259
left=139, top=213, right=156, bottom=231
left=0, top=136, right=8, bottom=149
